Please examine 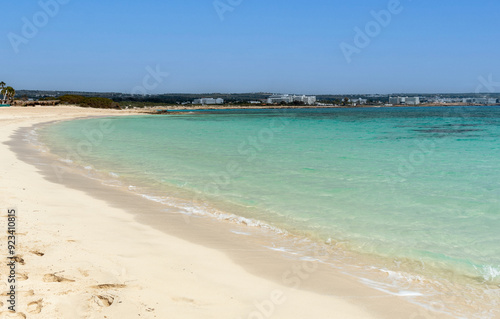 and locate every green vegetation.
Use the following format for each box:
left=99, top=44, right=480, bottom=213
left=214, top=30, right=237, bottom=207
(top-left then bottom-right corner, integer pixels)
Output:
left=112, top=93, right=272, bottom=107
left=0, top=81, right=16, bottom=104
left=58, top=94, right=120, bottom=109
left=118, top=101, right=178, bottom=108
left=39, top=96, right=59, bottom=101
left=82, top=97, right=120, bottom=109
left=58, top=94, right=86, bottom=104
